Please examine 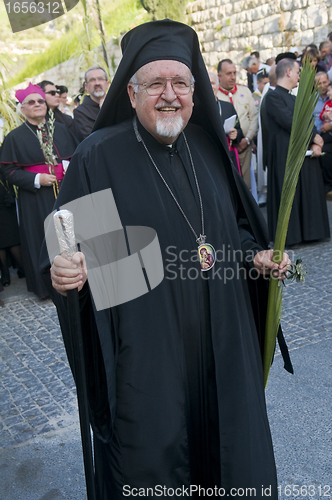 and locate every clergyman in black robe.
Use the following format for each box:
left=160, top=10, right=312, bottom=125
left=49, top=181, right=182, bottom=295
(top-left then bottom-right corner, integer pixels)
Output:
left=0, top=84, right=79, bottom=298
left=264, top=58, right=330, bottom=246
left=42, top=20, right=293, bottom=499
